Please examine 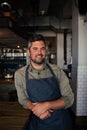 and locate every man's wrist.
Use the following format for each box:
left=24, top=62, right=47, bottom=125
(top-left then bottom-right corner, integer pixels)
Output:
left=46, top=101, right=52, bottom=110
left=26, top=101, right=34, bottom=110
